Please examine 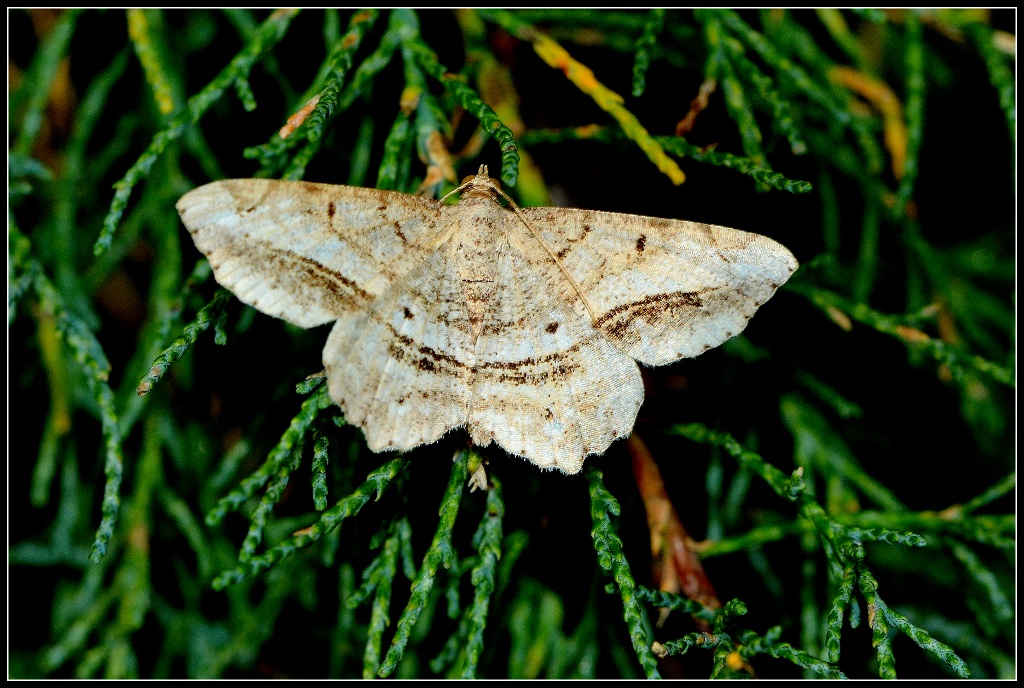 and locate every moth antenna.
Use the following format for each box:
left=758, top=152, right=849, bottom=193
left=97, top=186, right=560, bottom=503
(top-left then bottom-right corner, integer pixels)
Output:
left=437, top=167, right=596, bottom=324
left=489, top=184, right=599, bottom=326
left=438, top=178, right=476, bottom=205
